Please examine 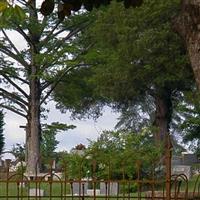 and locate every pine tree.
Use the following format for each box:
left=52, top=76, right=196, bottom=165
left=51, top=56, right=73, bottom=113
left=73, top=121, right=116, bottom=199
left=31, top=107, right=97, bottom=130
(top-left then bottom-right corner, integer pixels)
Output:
left=54, top=0, right=194, bottom=142
left=0, top=0, right=92, bottom=174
